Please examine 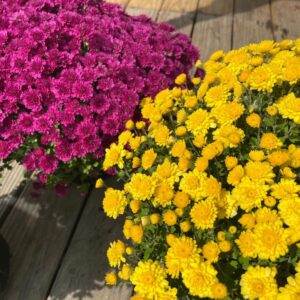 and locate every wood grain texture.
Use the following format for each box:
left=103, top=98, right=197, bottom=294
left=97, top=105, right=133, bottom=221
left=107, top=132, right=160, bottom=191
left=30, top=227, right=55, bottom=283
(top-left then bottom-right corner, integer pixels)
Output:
left=48, top=177, right=132, bottom=300
left=126, top=0, right=164, bottom=19
left=107, top=0, right=130, bottom=8
left=233, top=0, right=274, bottom=48
left=271, top=0, right=300, bottom=40
left=157, top=0, right=199, bottom=36
left=0, top=163, right=26, bottom=223
left=0, top=184, right=86, bottom=300
left=192, top=0, right=234, bottom=61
